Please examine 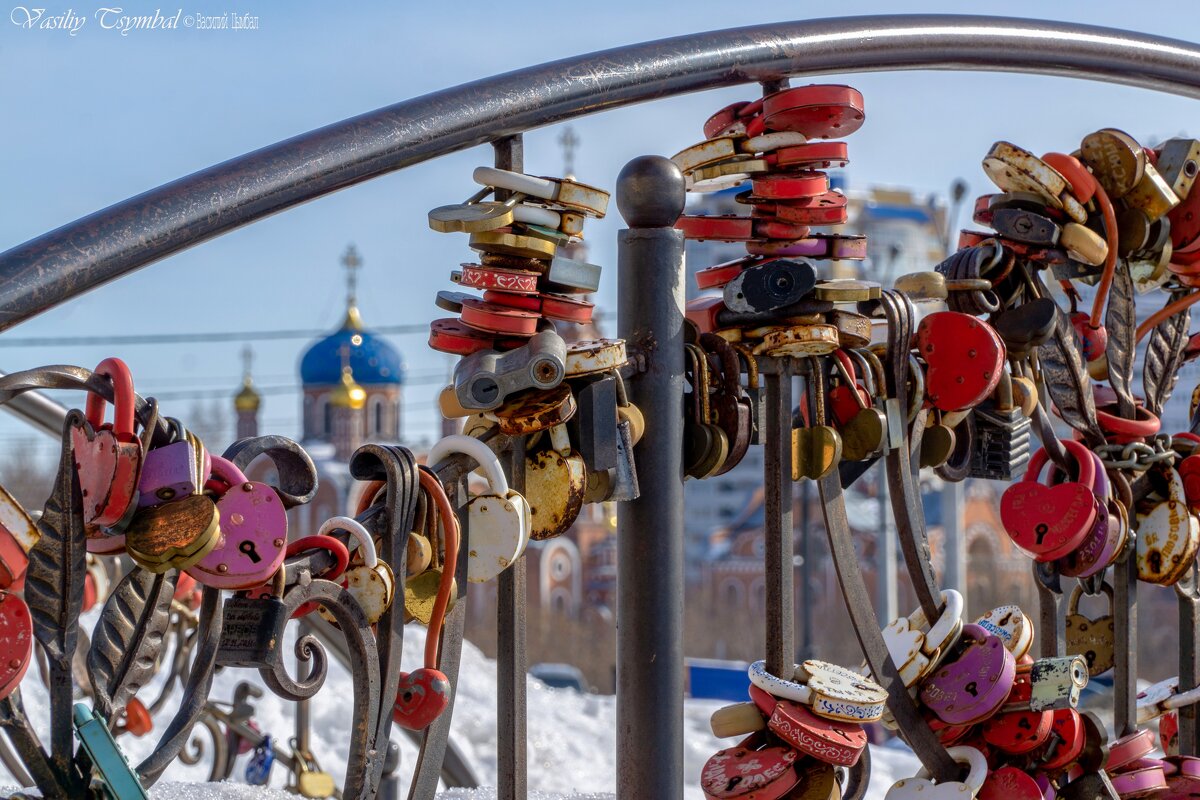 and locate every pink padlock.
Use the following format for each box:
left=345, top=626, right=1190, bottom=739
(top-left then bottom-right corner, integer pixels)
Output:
left=1162, top=756, right=1200, bottom=800
left=1108, top=729, right=1157, bottom=772
left=184, top=455, right=286, bottom=590
left=137, top=436, right=210, bottom=508
left=1059, top=444, right=1120, bottom=578
left=700, top=732, right=799, bottom=800
left=919, top=623, right=1016, bottom=725
left=1110, top=761, right=1168, bottom=799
